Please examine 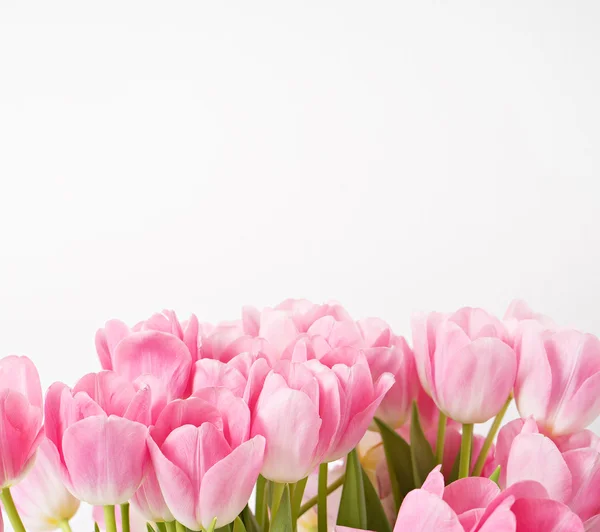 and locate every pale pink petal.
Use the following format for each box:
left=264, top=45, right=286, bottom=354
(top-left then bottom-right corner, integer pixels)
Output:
left=72, top=371, right=136, bottom=417
left=494, top=418, right=527, bottom=488
left=259, top=309, right=300, bottom=354
left=422, top=466, right=445, bottom=497
left=252, top=387, right=321, bottom=482
left=510, top=498, right=584, bottom=531
left=131, top=459, right=174, bottom=522
left=11, top=438, right=80, bottom=529
left=0, top=355, right=43, bottom=408
left=148, top=436, right=195, bottom=529
left=242, top=306, right=260, bottom=336
left=183, top=314, right=200, bottom=363
left=507, top=432, right=572, bottom=503
left=113, top=331, right=192, bottom=400
left=161, top=424, right=230, bottom=495
left=411, top=312, right=445, bottom=396
left=192, top=387, right=251, bottom=448
left=443, top=477, right=500, bottom=515
left=357, top=318, right=393, bottom=348
left=434, top=330, right=516, bottom=423
left=393, top=489, right=463, bottom=532
left=191, top=359, right=247, bottom=397
left=584, top=516, right=600, bottom=532
left=199, top=436, right=265, bottom=529
left=0, top=390, right=44, bottom=488
left=554, top=429, right=600, bottom=453
left=513, top=323, right=553, bottom=424
left=563, top=448, right=600, bottom=522
left=327, top=371, right=394, bottom=461
left=449, top=307, right=508, bottom=342
left=151, top=397, right=223, bottom=447
left=62, top=415, right=149, bottom=505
